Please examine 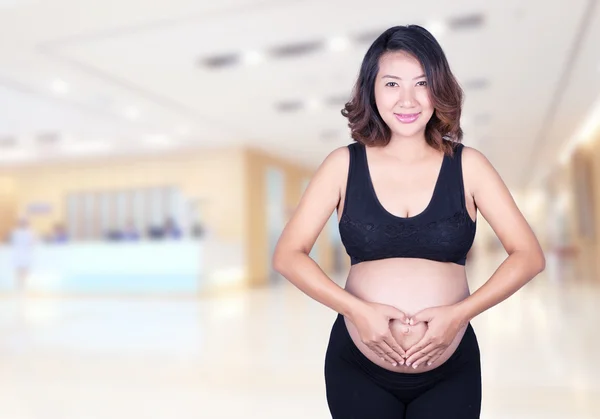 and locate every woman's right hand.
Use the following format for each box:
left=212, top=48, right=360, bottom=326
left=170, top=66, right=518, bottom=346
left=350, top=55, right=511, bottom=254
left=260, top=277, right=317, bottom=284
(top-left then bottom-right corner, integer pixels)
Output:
left=348, top=301, right=409, bottom=366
